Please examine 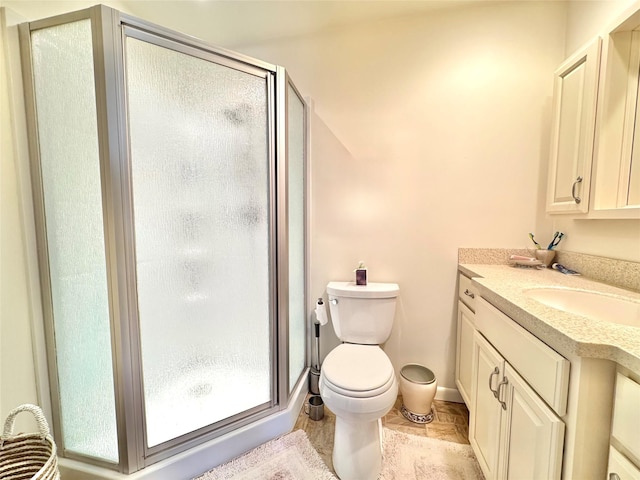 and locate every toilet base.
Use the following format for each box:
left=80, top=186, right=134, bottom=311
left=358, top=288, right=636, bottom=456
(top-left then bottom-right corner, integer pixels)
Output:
left=332, top=417, right=382, bottom=480
left=401, top=403, right=434, bottom=424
